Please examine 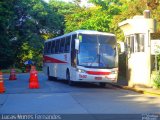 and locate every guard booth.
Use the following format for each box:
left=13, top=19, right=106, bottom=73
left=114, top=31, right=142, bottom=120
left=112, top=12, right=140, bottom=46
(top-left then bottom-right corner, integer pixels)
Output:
left=118, top=10, right=156, bottom=87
